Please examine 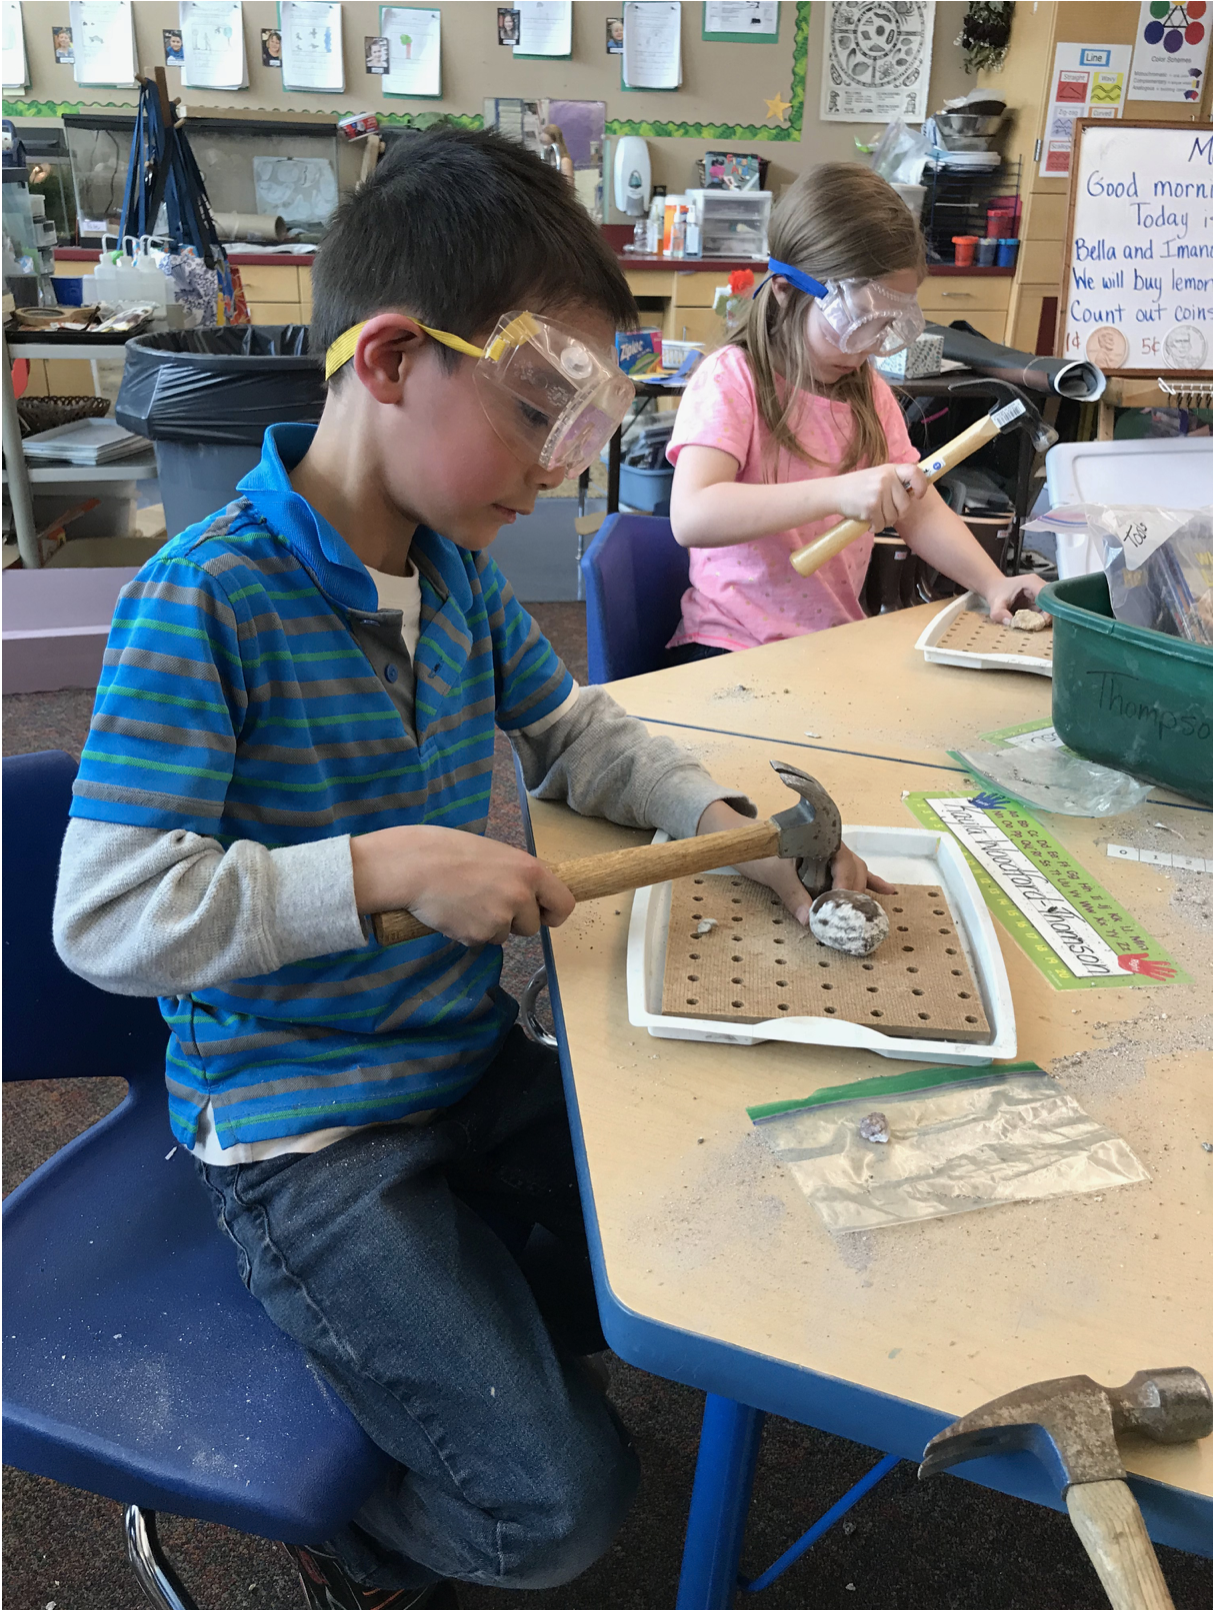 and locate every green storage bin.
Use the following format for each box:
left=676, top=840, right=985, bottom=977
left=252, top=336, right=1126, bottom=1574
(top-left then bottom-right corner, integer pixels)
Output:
left=1039, top=573, right=1212, bottom=805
